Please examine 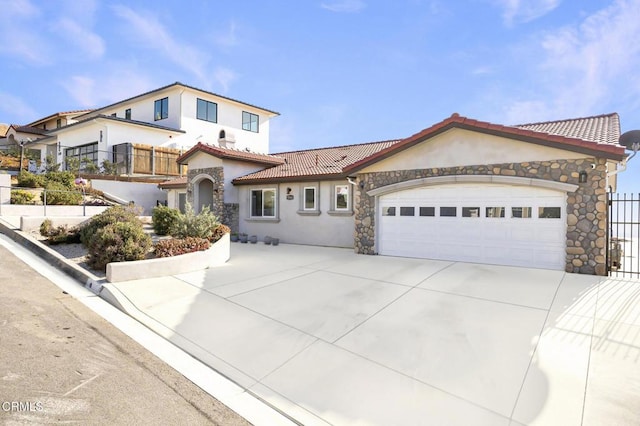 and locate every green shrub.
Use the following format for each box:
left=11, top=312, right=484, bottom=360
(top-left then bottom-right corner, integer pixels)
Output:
left=170, top=203, right=220, bottom=239
left=209, top=224, right=231, bottom=243
left=16, top=170, right=45, bottom=188
left=40, top=219, right=53, bottom=236
left=154, top=237, right=210, bottom=258
left=101, top=159, right=118, bottom=175
left=11, top=189, right=36, bottom=204
left=47, top=226, right=81, bottom=245
left=86, top=221, right=151, bottom=270
left=80, top=205, right=141, bottom=249
left=42, top=181, right=83, bottom=205
left=152, top=205, right=182, bottom=236
left=45, top=171, right=76, bottom=188
left=44, top=154, right=60, bottom=173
